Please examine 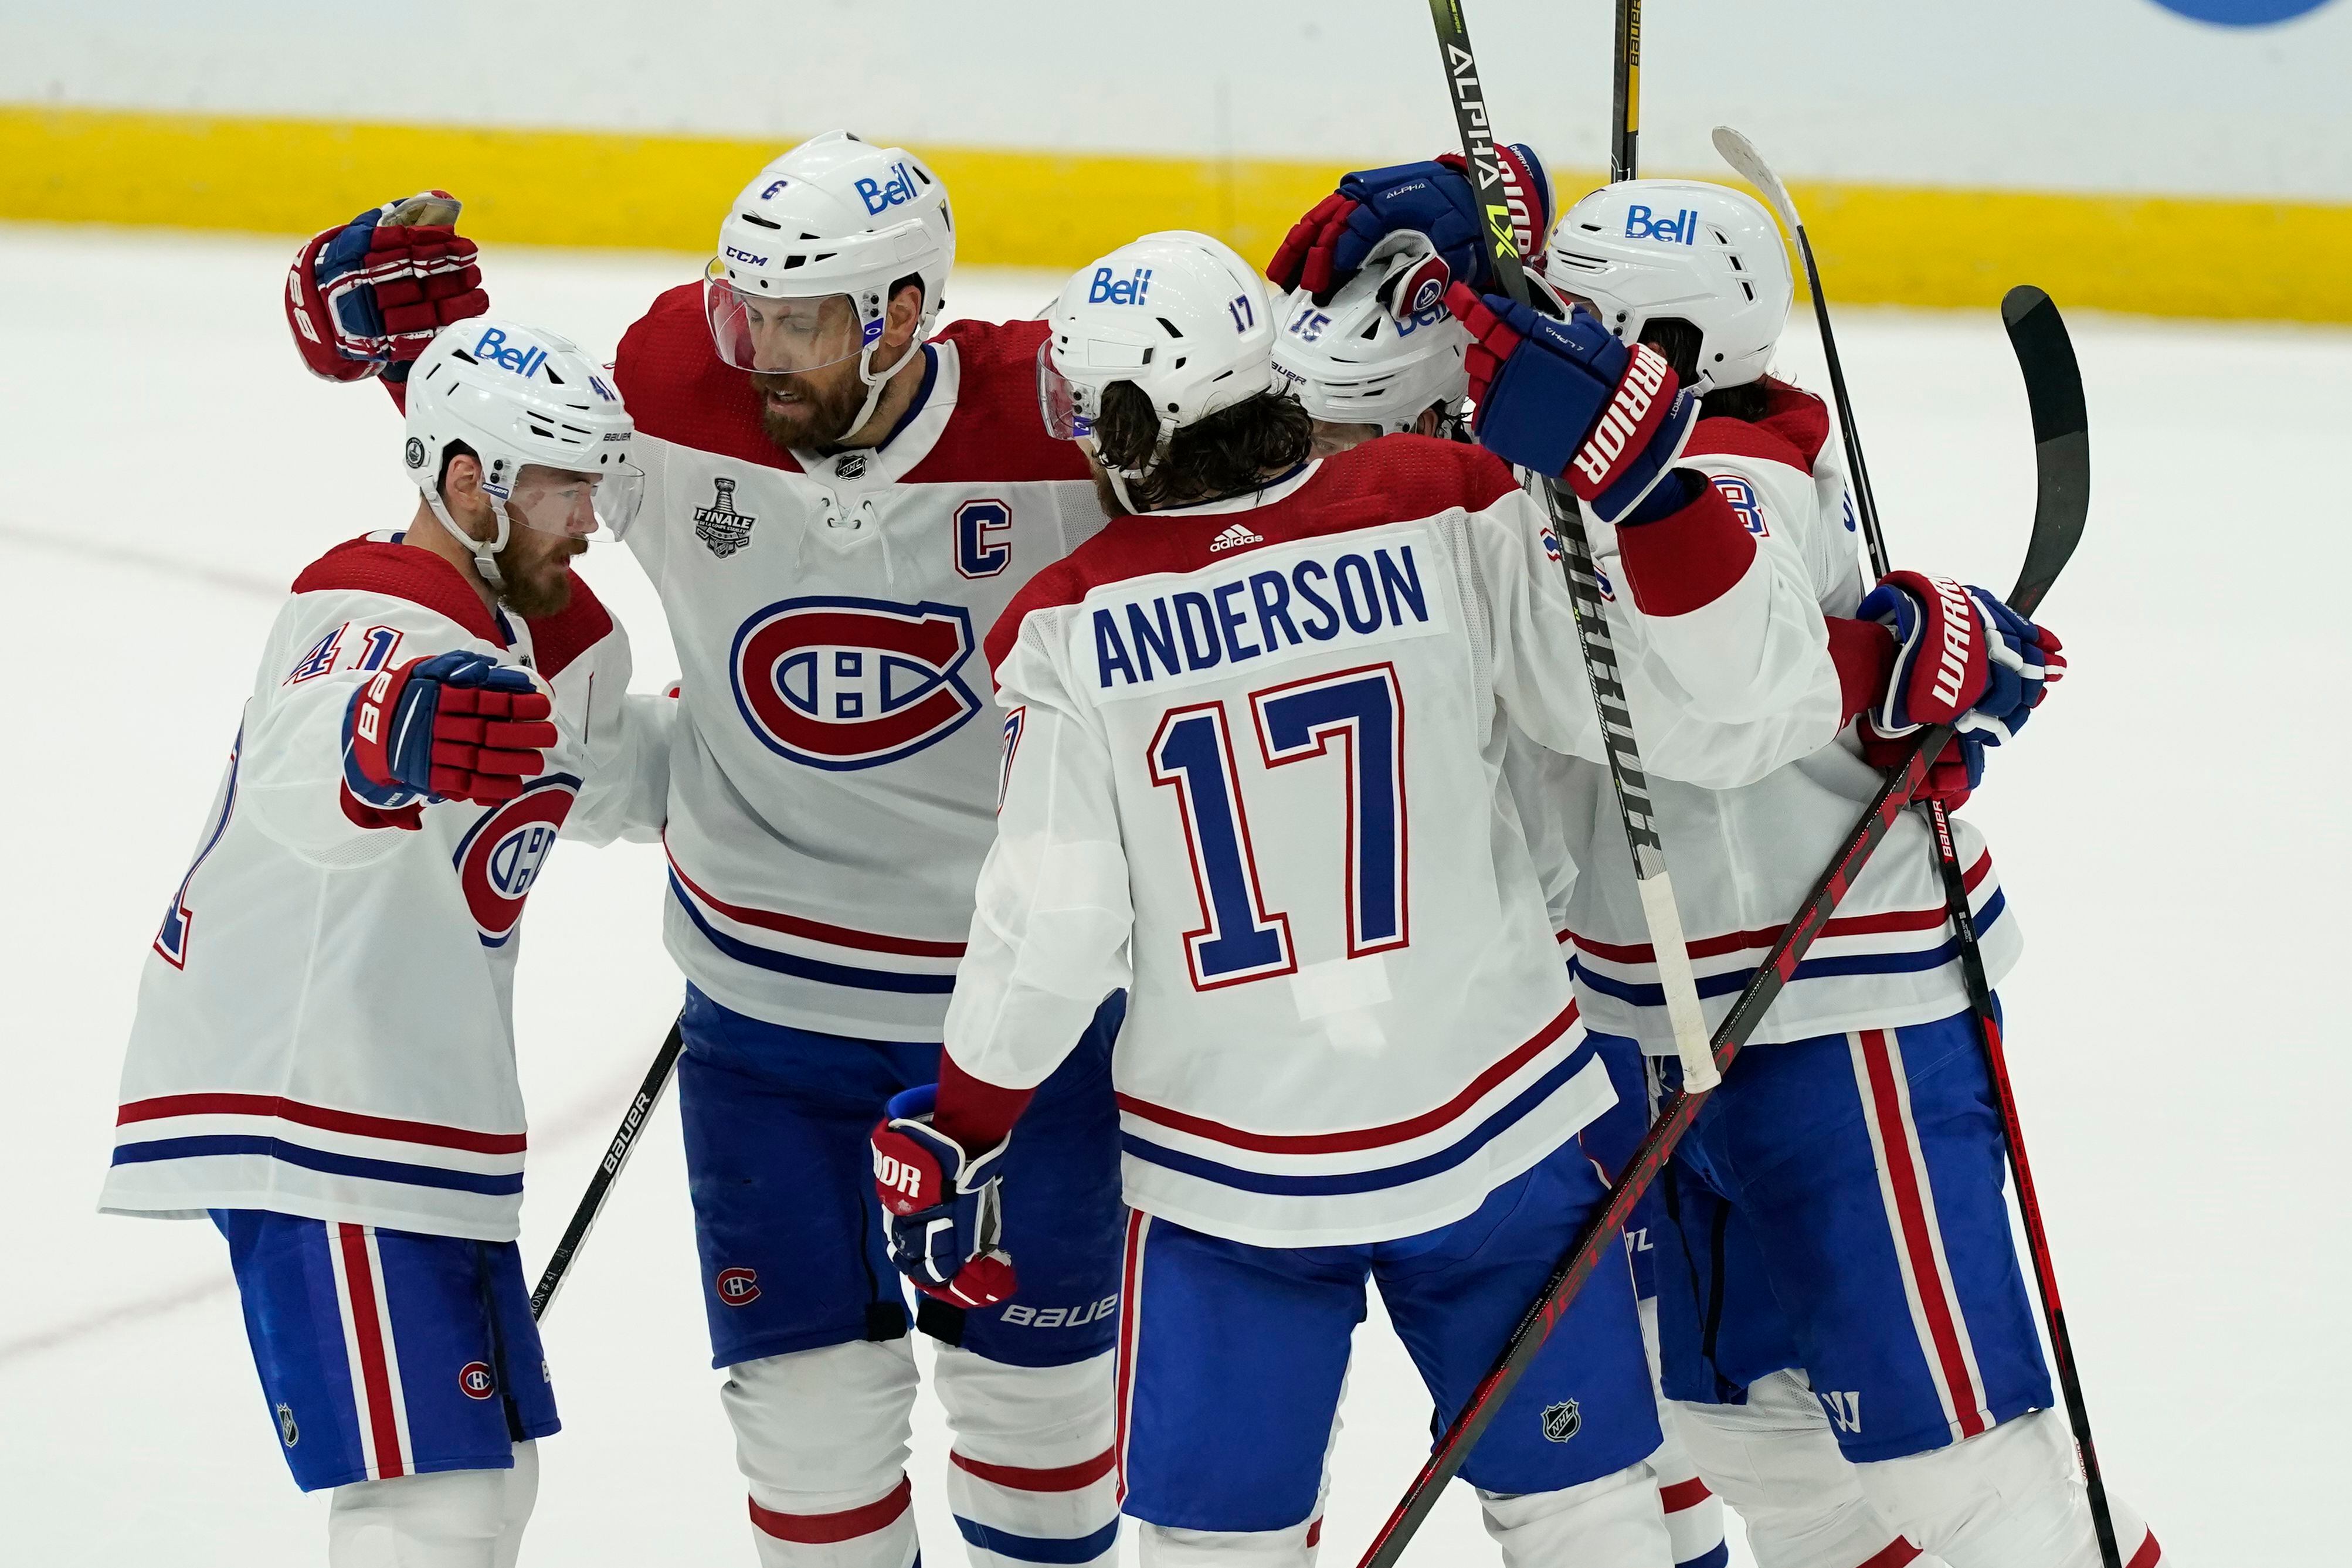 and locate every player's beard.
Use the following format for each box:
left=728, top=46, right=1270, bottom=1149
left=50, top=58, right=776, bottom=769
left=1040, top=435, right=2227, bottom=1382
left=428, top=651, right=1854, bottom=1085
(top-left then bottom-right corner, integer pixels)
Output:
left=753, top=367, right=867, bottom=453
left=495, top=533, right=582, bottom=619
